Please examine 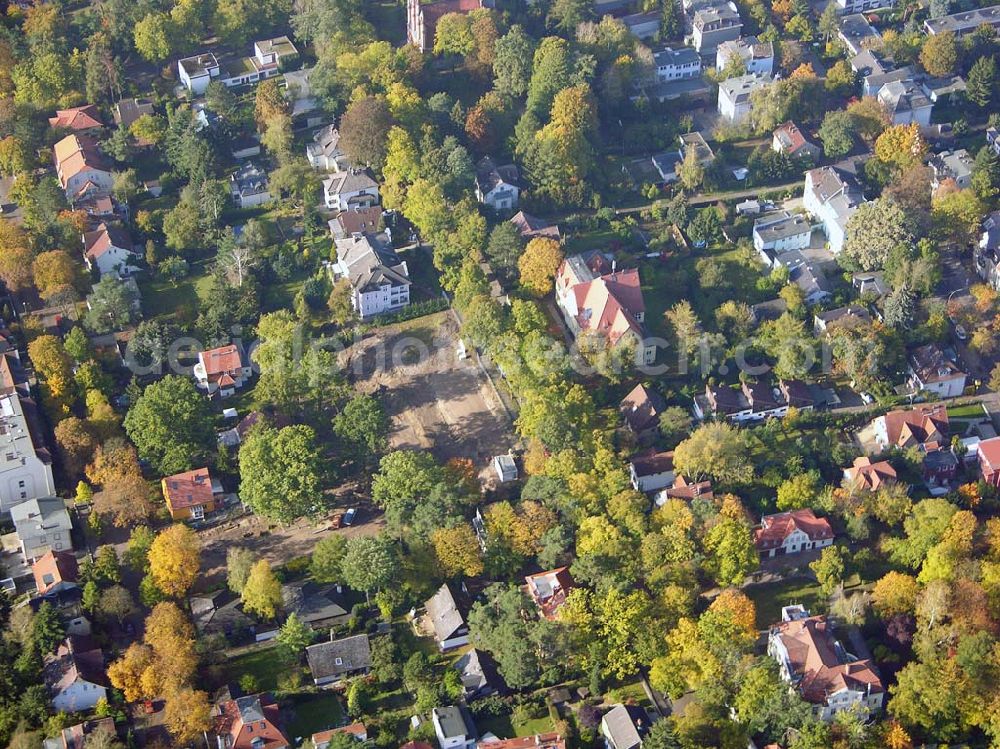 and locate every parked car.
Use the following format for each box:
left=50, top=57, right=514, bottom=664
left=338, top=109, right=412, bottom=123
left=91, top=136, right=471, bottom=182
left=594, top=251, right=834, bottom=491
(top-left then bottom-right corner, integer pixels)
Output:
left=343, top=508, right=358, bottom=526
left=955, top=324, right=968, bottom=341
